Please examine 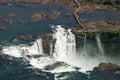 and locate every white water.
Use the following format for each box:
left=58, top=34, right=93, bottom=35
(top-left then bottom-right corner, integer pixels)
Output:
left=2, top=39, right=43, bottom=57
left=53, top=25, right=76, bottom=61
left=83, top=34, right=87, bottom=56
left=2, top=25, right=78, bottom=73
left=96, top=34, right=104, bottom=55
left=1, top=25, right=119, bottom=75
